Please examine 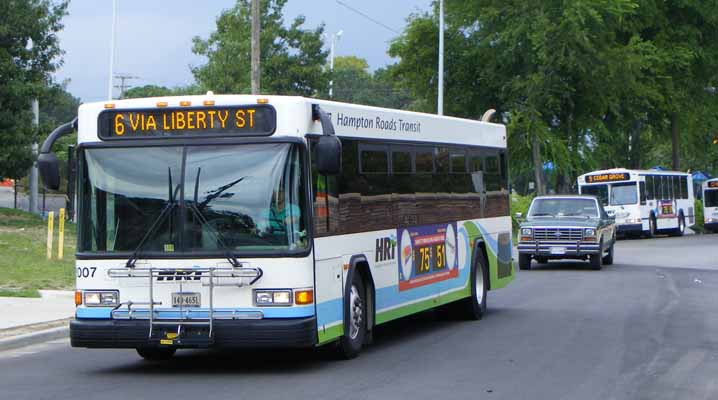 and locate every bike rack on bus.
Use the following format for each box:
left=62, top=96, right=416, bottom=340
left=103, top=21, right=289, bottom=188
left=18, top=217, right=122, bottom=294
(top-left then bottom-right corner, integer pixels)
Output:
left=107, top=265, right=263, bottom=342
